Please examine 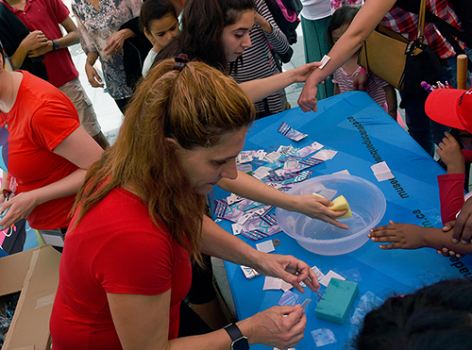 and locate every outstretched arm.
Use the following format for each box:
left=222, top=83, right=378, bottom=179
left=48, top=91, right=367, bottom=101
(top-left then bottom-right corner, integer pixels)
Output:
left=218, top=170, right=348, bottom=229
left=109, top=287, right=307, bottom=350
left=298, top=0, right=397, bottom=112
left=239, top=62, right=319, bottom=102
left=202, top=215, right=319, bottom=293
left=368, top=221, right=472, bottom=255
